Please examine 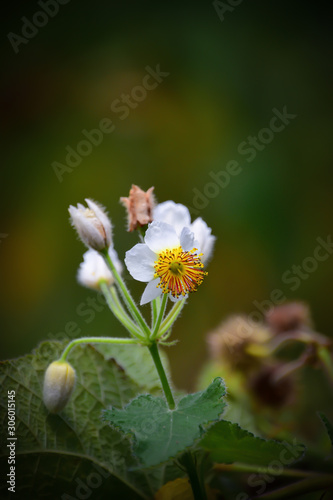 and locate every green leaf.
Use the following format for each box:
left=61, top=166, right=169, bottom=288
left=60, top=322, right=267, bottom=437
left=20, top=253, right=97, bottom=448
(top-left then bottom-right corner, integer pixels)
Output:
left=93, top=343, right=170, bottom=394
left=103, top=377, right=227, bottom=467
left=0, top=341, right=180, bottom=499
left=200, top=420, right=305, bottom=466
left=318, top=412, right=333, bottom=447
